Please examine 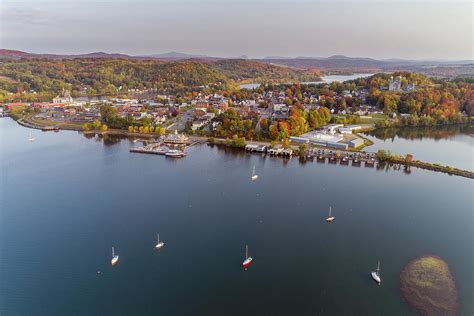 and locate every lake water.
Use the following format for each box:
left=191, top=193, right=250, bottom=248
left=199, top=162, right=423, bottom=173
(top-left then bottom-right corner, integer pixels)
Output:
left=1, top=118, right=473, bottom=315
left=364, top=125, right=474, bottom=171
left=321, top=73, right=374, bottom=84
left=239, top=73, right=375, bottom=89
